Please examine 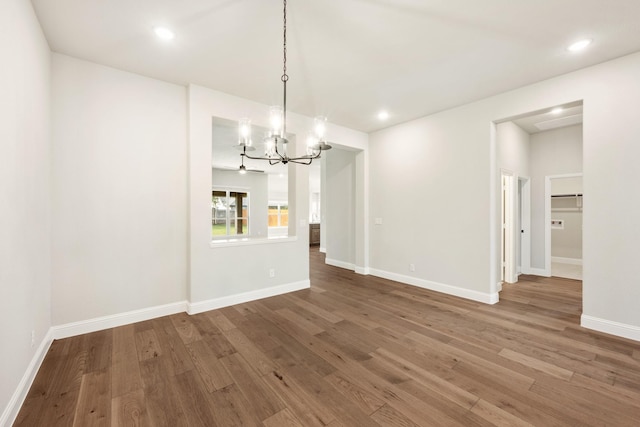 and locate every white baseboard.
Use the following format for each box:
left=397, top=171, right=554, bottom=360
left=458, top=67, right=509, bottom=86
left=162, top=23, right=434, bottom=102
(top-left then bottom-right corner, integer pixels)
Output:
left=551, top=256, right=583, bottom=266
left=319, top=246, right=326, bottom=253
left=369, top=268, right=499, bottom=304
left=1, top=329, right=53, bottom=427
left=497, top=282, right=503, bottom=292
left=187, top=280, right=310, bottom=315
left=523, top=267, right=549, bottom=277
left=325, top=258, right=355, bottom=271
left=581, top=315, right=640, bottom=342
left=355, top=266, right=370, bottom=275
left=51, top=301, right=188, bottom=339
